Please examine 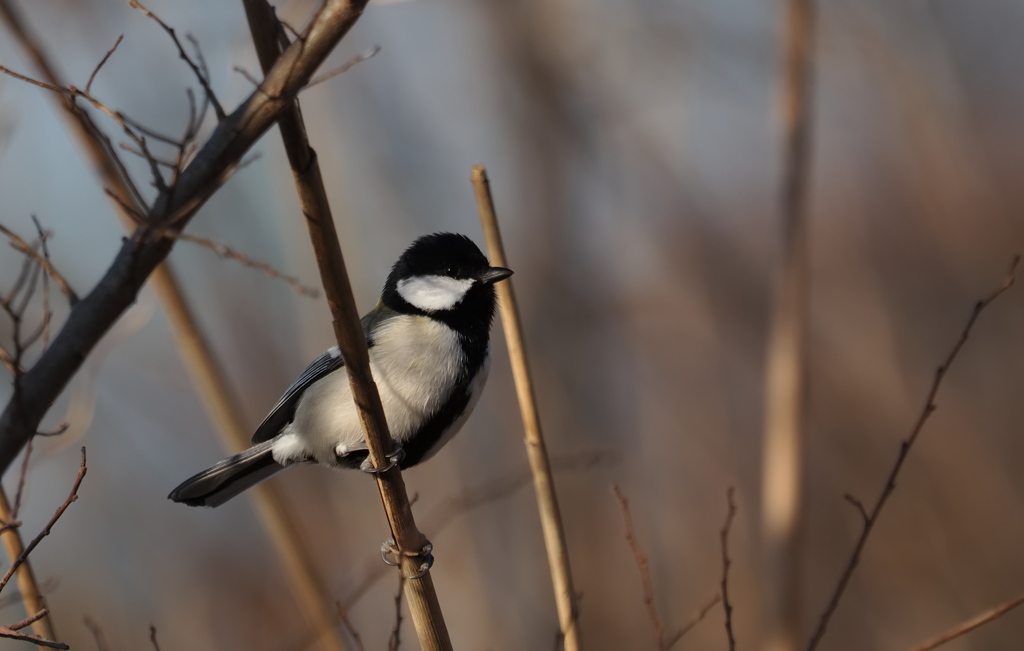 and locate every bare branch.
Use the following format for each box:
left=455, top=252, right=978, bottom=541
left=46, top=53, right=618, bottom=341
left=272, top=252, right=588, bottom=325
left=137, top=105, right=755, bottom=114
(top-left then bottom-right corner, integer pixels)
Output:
left=388, top=574, right=406, bottom=651
left=611, top=483, right=665, bottom=650
left=233, top=65, right=262, bottom=88
left=908, top=592, right=1024, bottom=651
left=11, top=439, right=32, bottom=520
left=83, top=616, right=109, bottom=651
left=7, top=607, right=49, bottom=631
left=336, top=601, right=366, bottom=651
left=720, top=487, right=737, bottom=651
left=150, top=625, right=162, bottom=651
left=666, top=593, right=722, bottom=650
left=0, top=0, right=374, bottom=475
left=806, top=255, right=1019, bottom=651
left=154, top=229, right=319, bottom=298
left=842, top=493, right=868, bottom=525
left=0, top=223, right=78, bottom=305
left=86, top=34, right=123, bottom=95
left=0, top=447, right=87, bottom=594
left=129, top=1, right=226, bottom=121
left=0, top=622, right=68, bottom=649
left=306, top=45, right=380, bottom=88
